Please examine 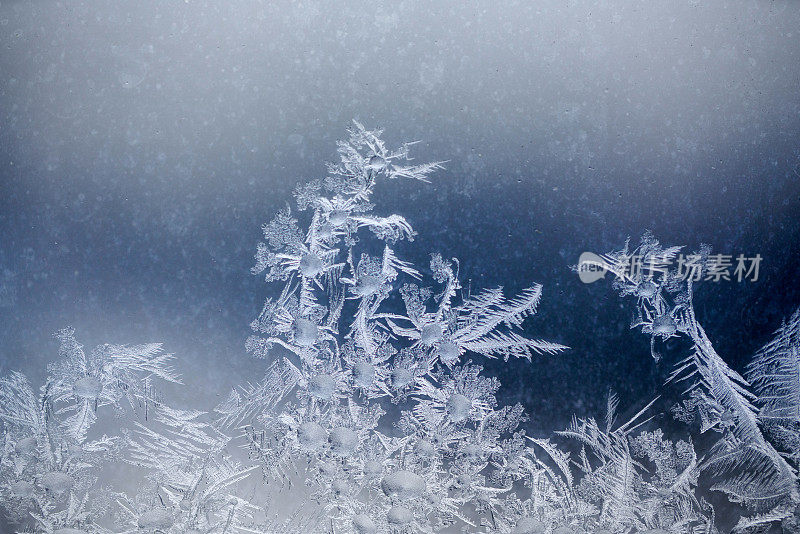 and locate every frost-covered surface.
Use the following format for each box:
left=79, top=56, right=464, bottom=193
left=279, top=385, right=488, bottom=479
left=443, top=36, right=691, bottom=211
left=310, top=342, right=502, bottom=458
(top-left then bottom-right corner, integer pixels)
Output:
left=2, top=3, right=800, bottom=531
left=2, top=0, right=800, bottom=435
left=2, top=125, right=800, bottom=533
